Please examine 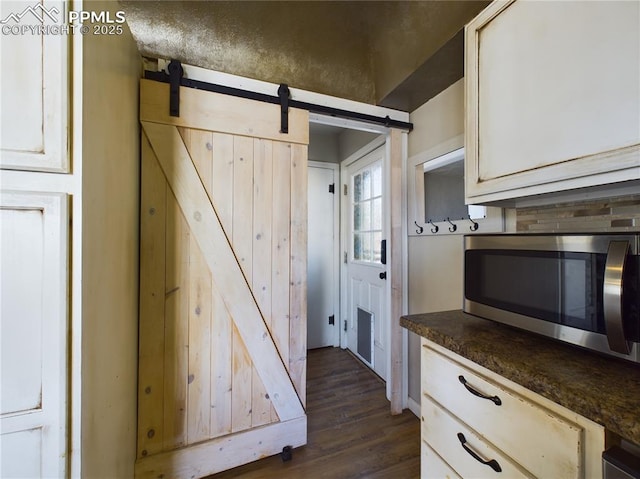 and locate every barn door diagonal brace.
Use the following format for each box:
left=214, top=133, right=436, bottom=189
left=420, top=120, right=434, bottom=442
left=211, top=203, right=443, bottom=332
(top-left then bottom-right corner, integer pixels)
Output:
left=278, top=83, right=290, bottom=134
left=168, top=59, right=183, bottom=117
